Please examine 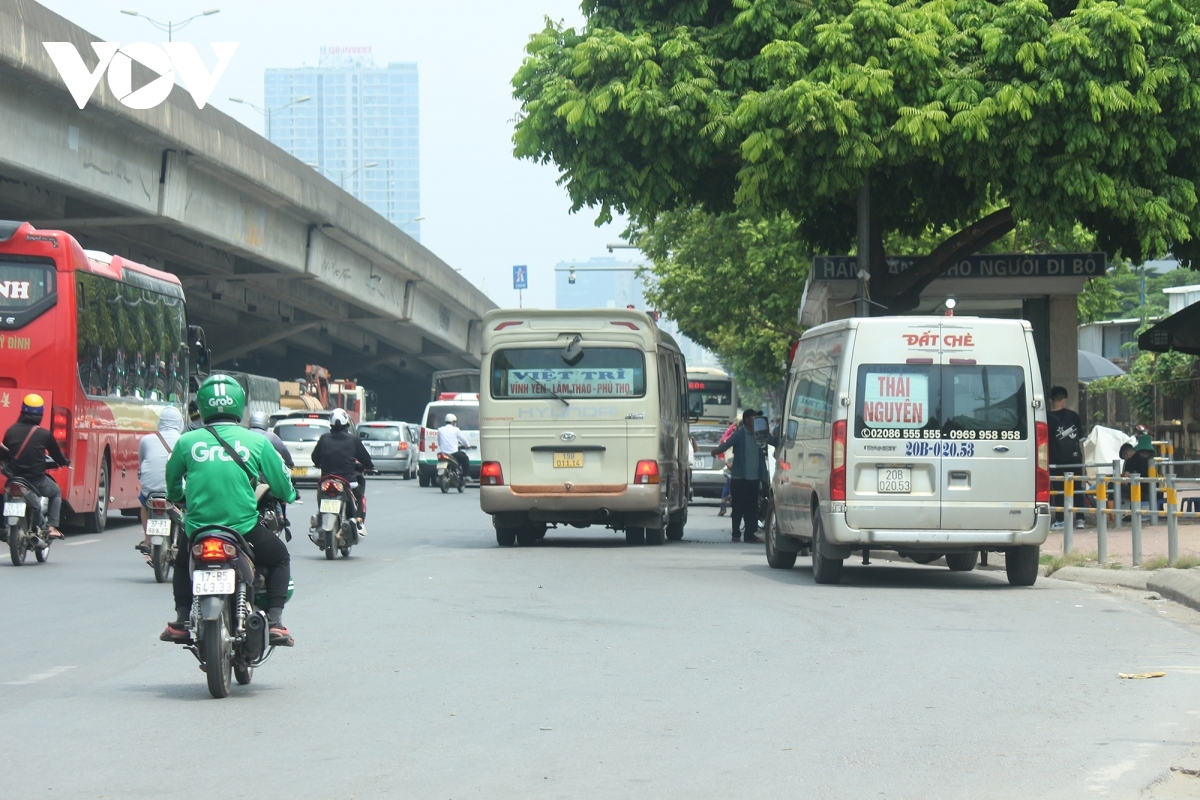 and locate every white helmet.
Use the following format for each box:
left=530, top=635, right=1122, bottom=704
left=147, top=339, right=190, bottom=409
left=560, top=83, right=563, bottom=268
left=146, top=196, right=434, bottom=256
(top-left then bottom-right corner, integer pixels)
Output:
left=444, top=413, right=457, bottom=425
left=330, top=408, right=352, bottom=430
